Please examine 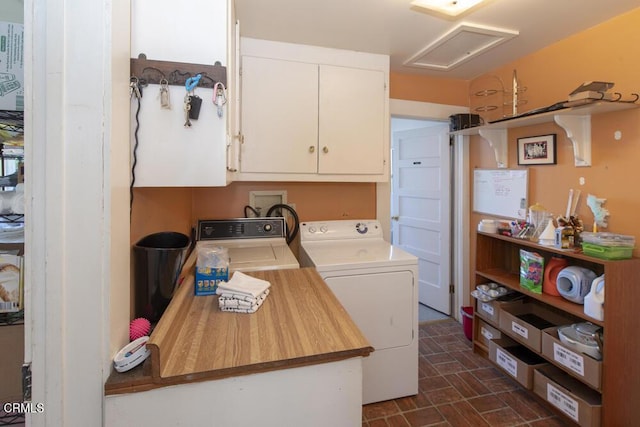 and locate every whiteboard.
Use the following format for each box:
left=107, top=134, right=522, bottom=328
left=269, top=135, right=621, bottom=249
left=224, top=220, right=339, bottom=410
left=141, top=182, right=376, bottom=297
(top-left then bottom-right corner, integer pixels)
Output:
left=473, top=169, right=528, bottom=219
